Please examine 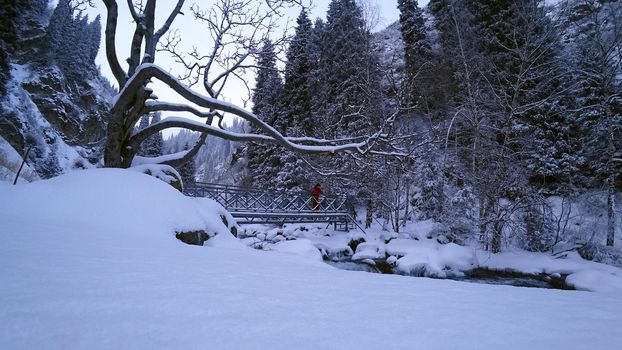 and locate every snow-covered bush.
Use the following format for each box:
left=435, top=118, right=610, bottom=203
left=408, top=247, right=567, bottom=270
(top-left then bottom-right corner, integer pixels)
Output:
left=442, top=185, right=478, bottom=243
left=578, top=242, right=622, bottom=268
